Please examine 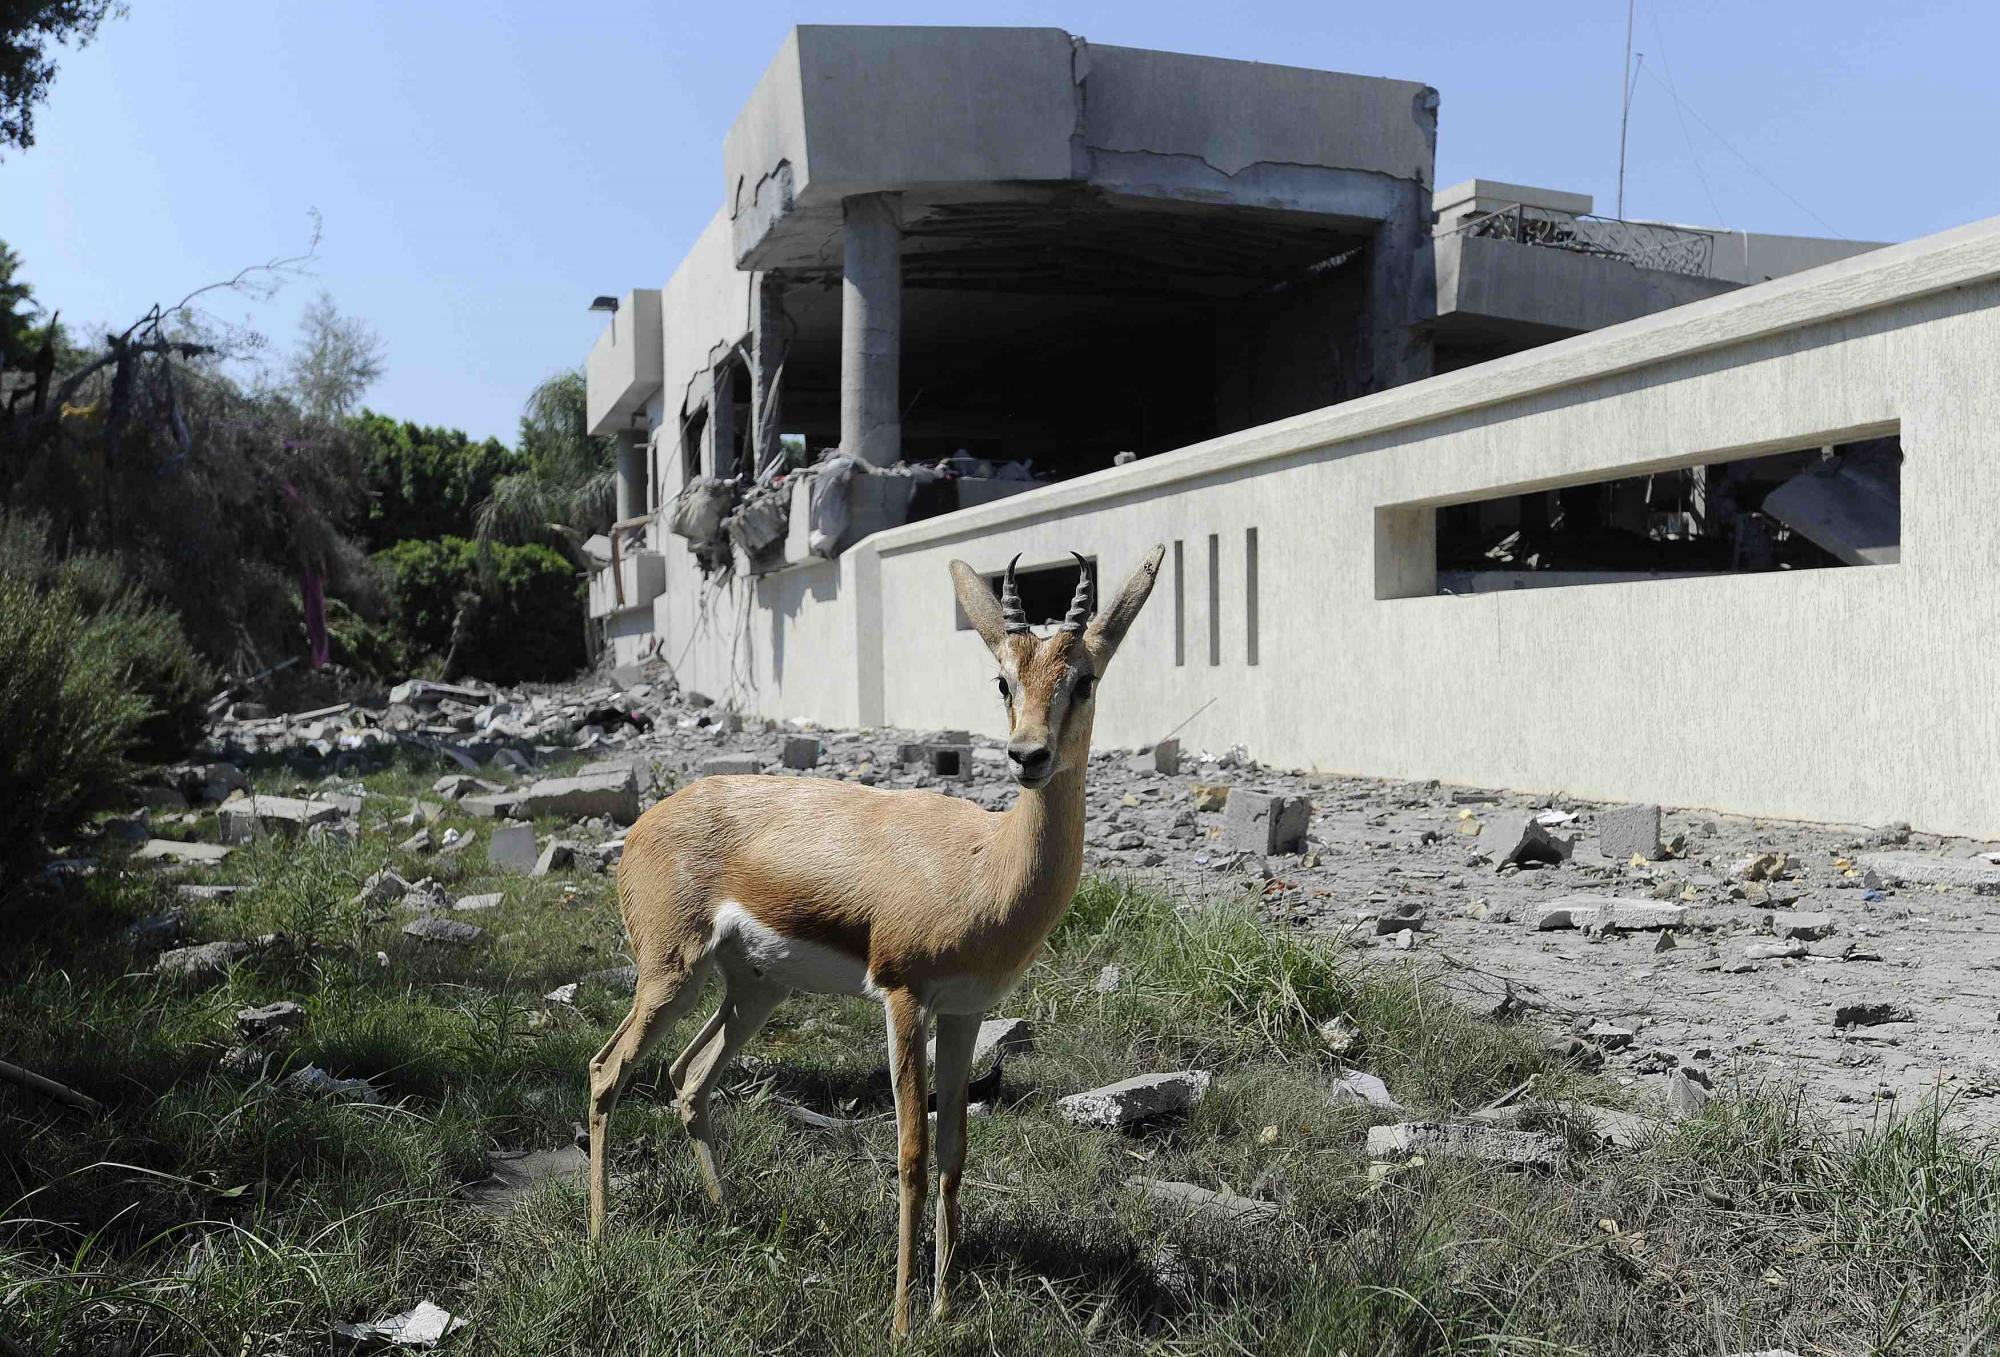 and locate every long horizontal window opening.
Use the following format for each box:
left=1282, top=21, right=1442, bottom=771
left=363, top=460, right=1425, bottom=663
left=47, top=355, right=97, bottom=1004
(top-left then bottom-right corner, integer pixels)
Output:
left=954, top=555, right=1097, bottom=631
left=1426, top=432, right=1901, bottom=596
